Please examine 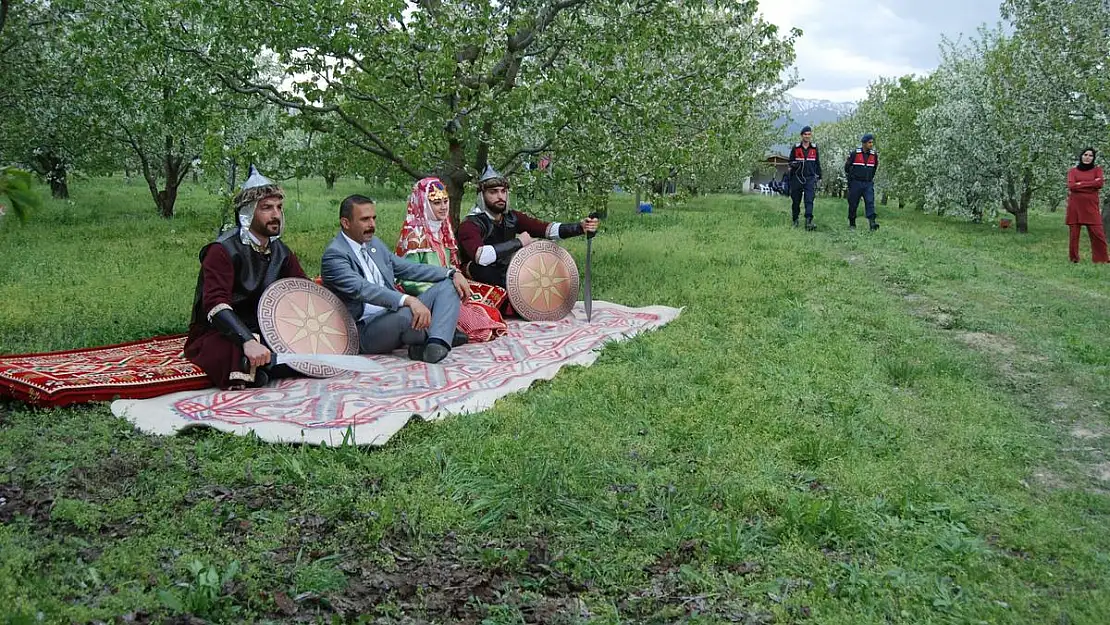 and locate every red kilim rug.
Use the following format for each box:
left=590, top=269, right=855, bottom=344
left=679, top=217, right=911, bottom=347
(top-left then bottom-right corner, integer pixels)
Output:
left=0, top=334, right=211, bottom=407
